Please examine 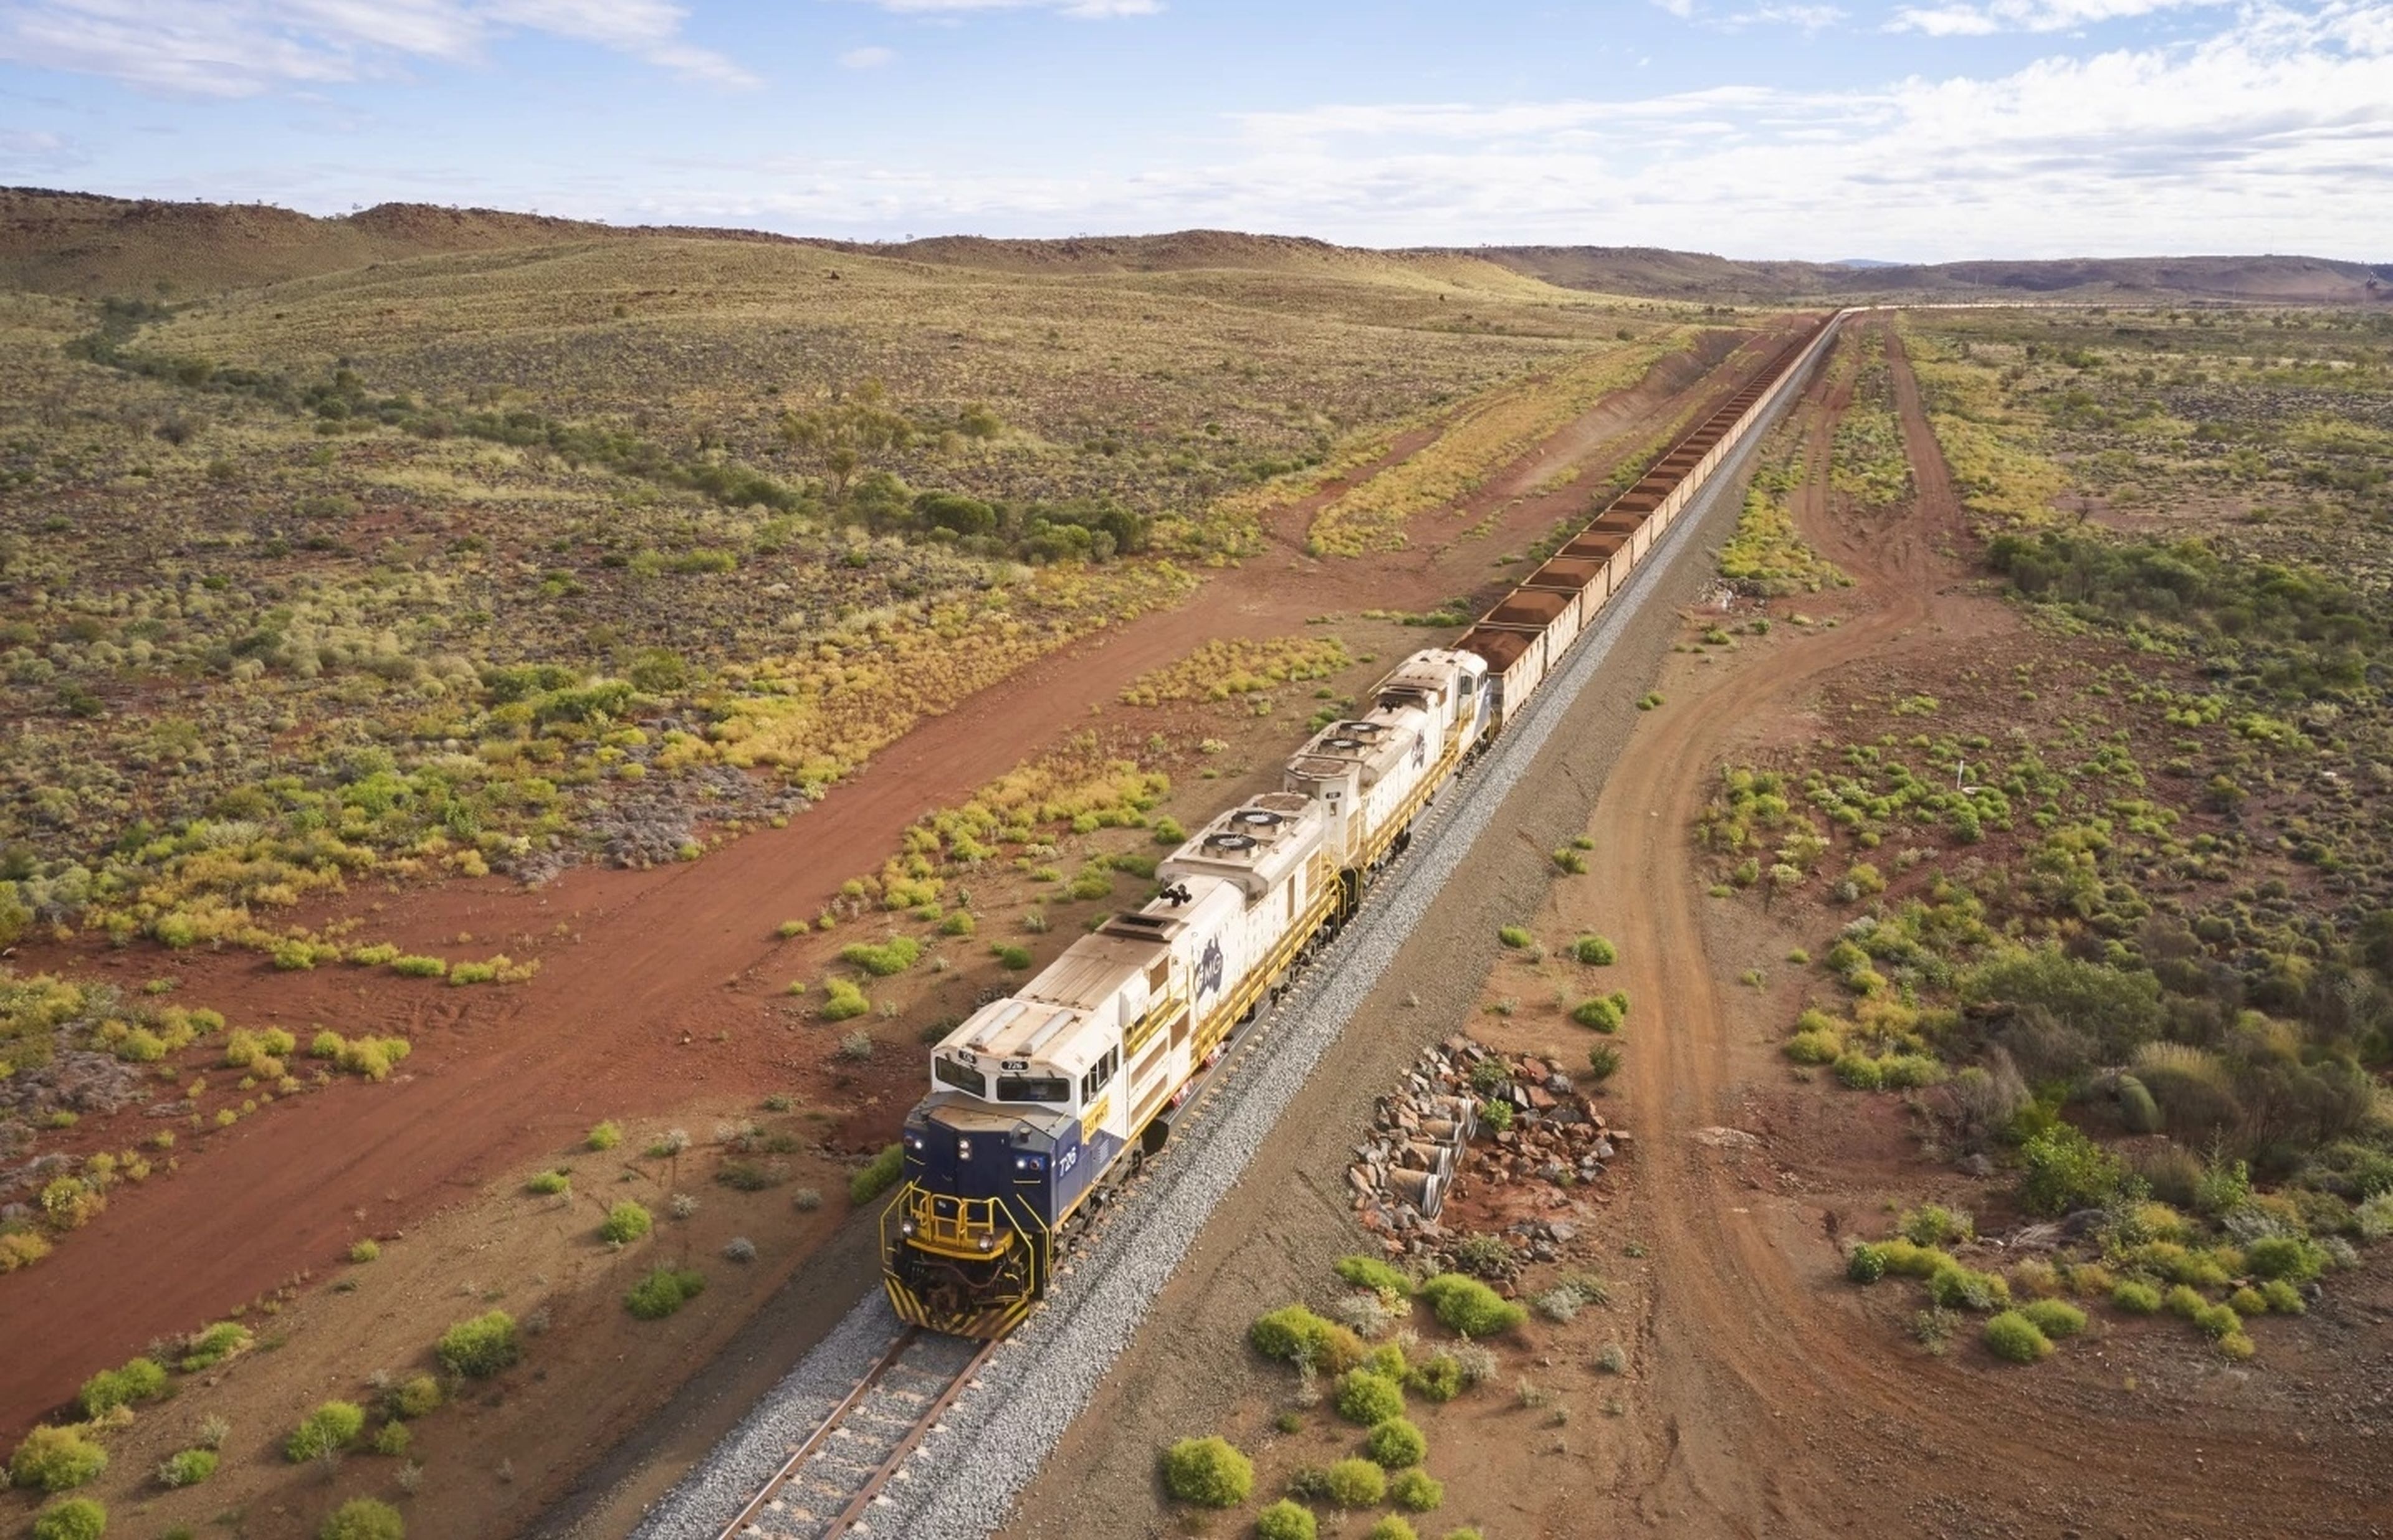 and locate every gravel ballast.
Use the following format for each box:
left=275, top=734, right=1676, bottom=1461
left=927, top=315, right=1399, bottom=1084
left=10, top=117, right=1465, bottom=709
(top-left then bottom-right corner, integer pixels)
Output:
left=631, top=324, right=1837, bottom=1540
